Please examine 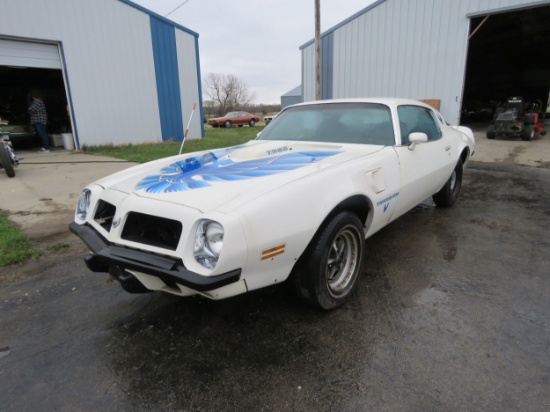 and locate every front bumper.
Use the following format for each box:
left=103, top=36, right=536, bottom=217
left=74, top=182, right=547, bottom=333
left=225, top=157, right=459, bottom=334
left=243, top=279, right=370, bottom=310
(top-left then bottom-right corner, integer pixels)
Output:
left=69, top=222, right=241, bottom=292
